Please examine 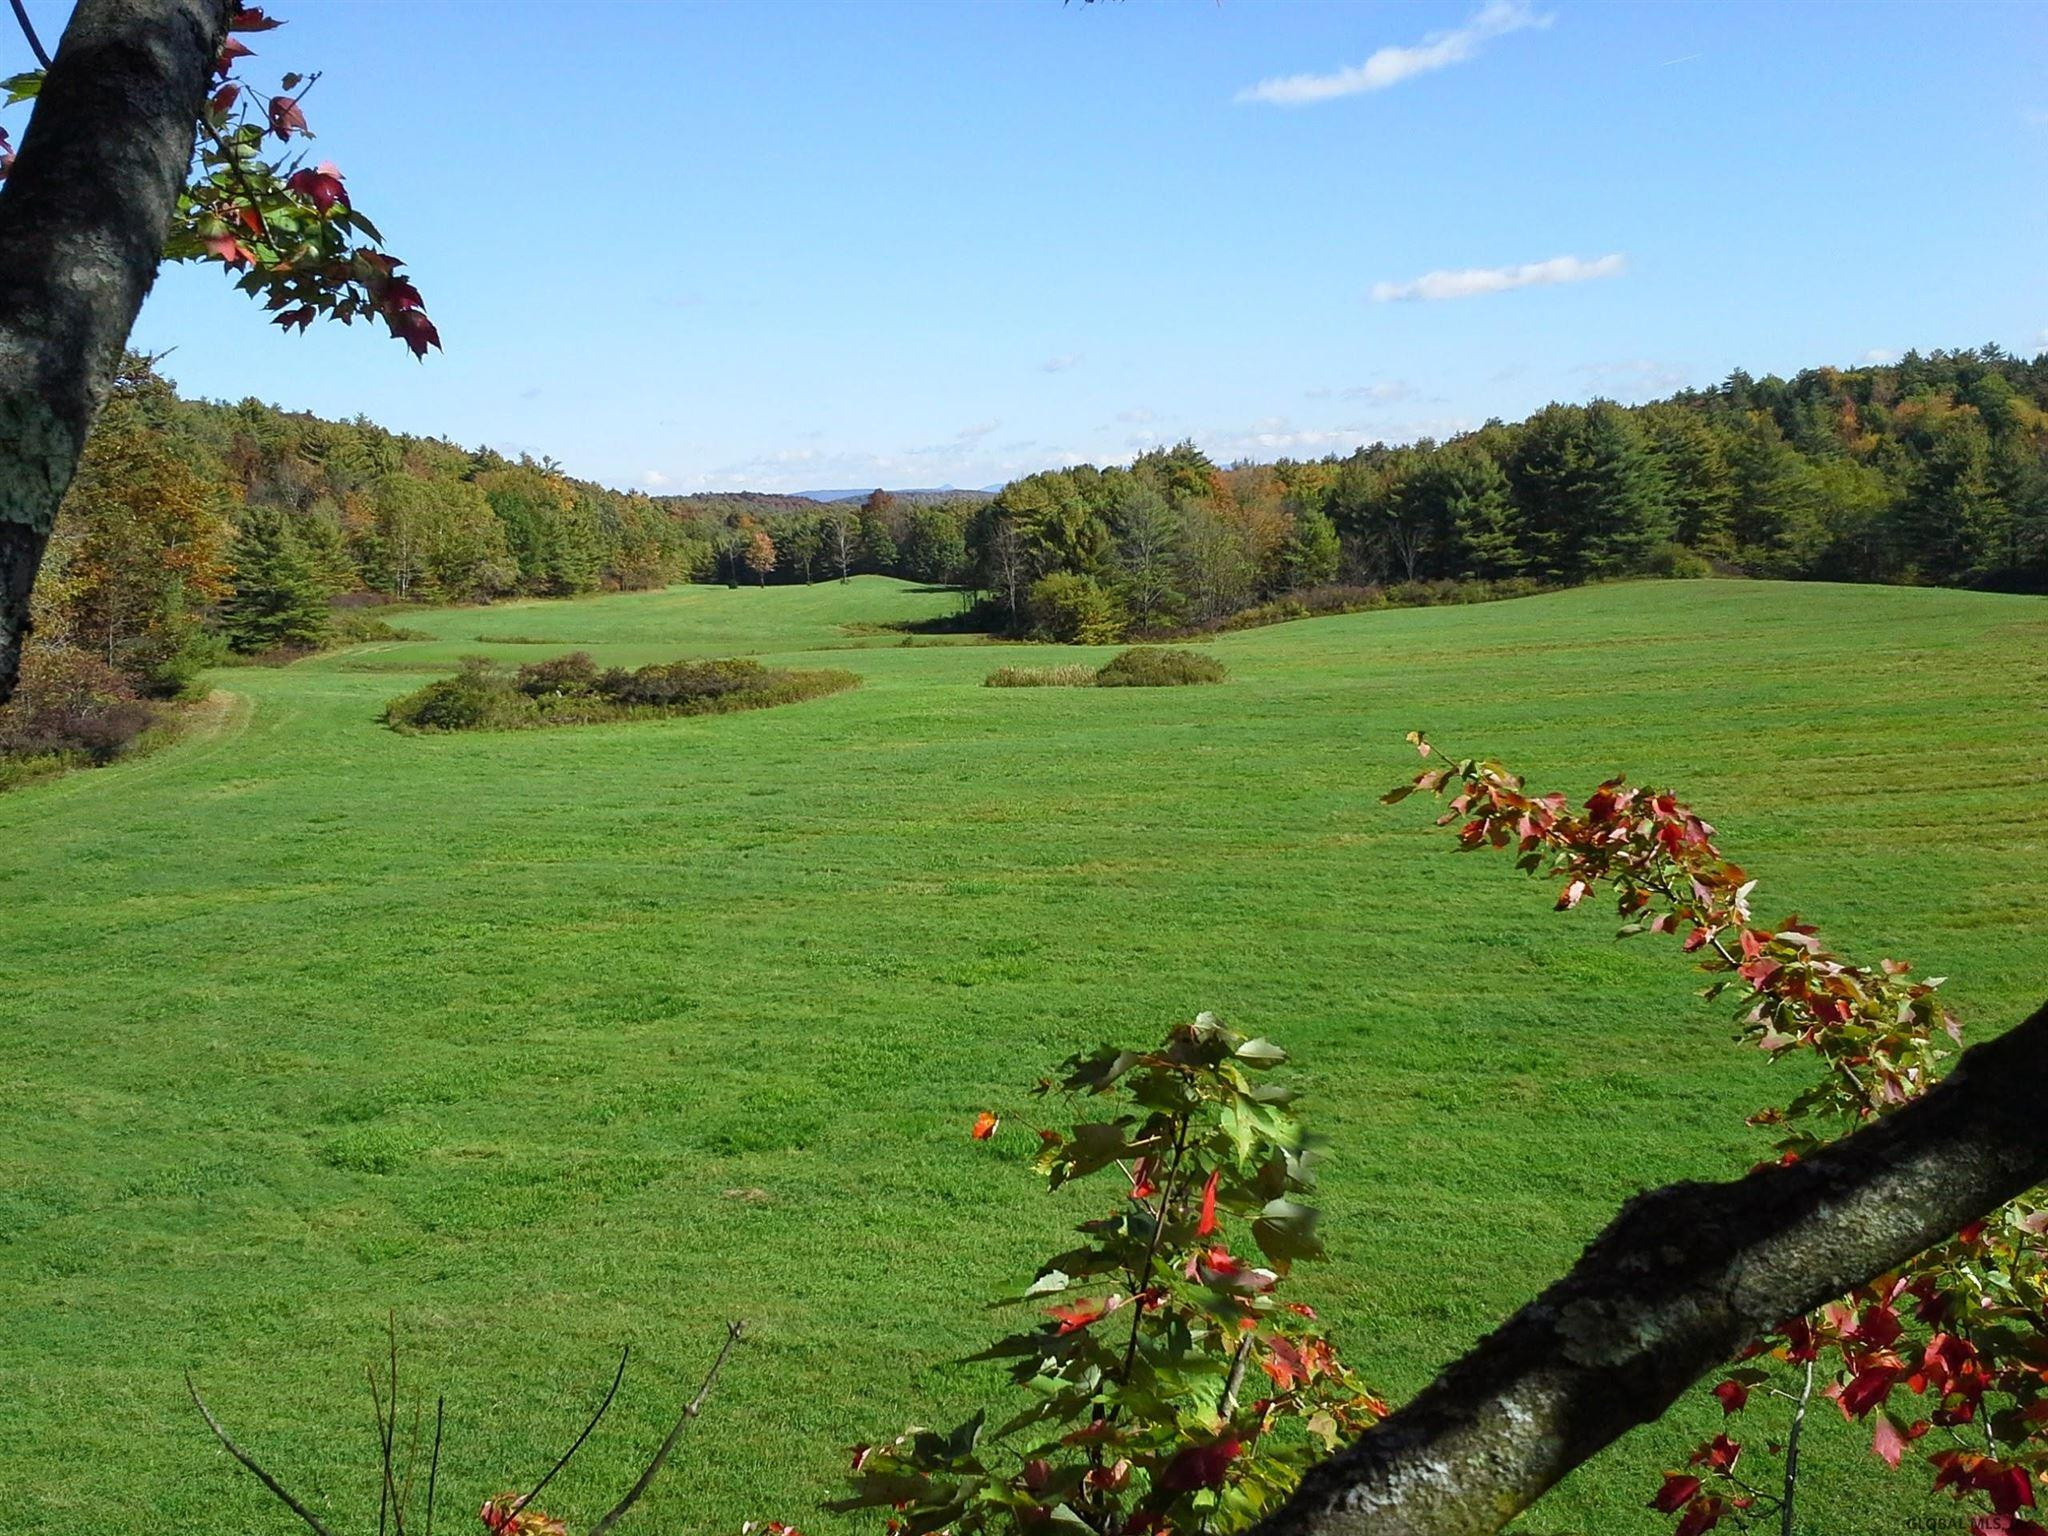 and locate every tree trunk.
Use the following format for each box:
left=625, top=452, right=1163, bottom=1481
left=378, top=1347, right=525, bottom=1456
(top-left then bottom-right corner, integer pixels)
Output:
left=0, top=0, right=229, bottom=703
left=1253, top=997, right=2048, bottom=1536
